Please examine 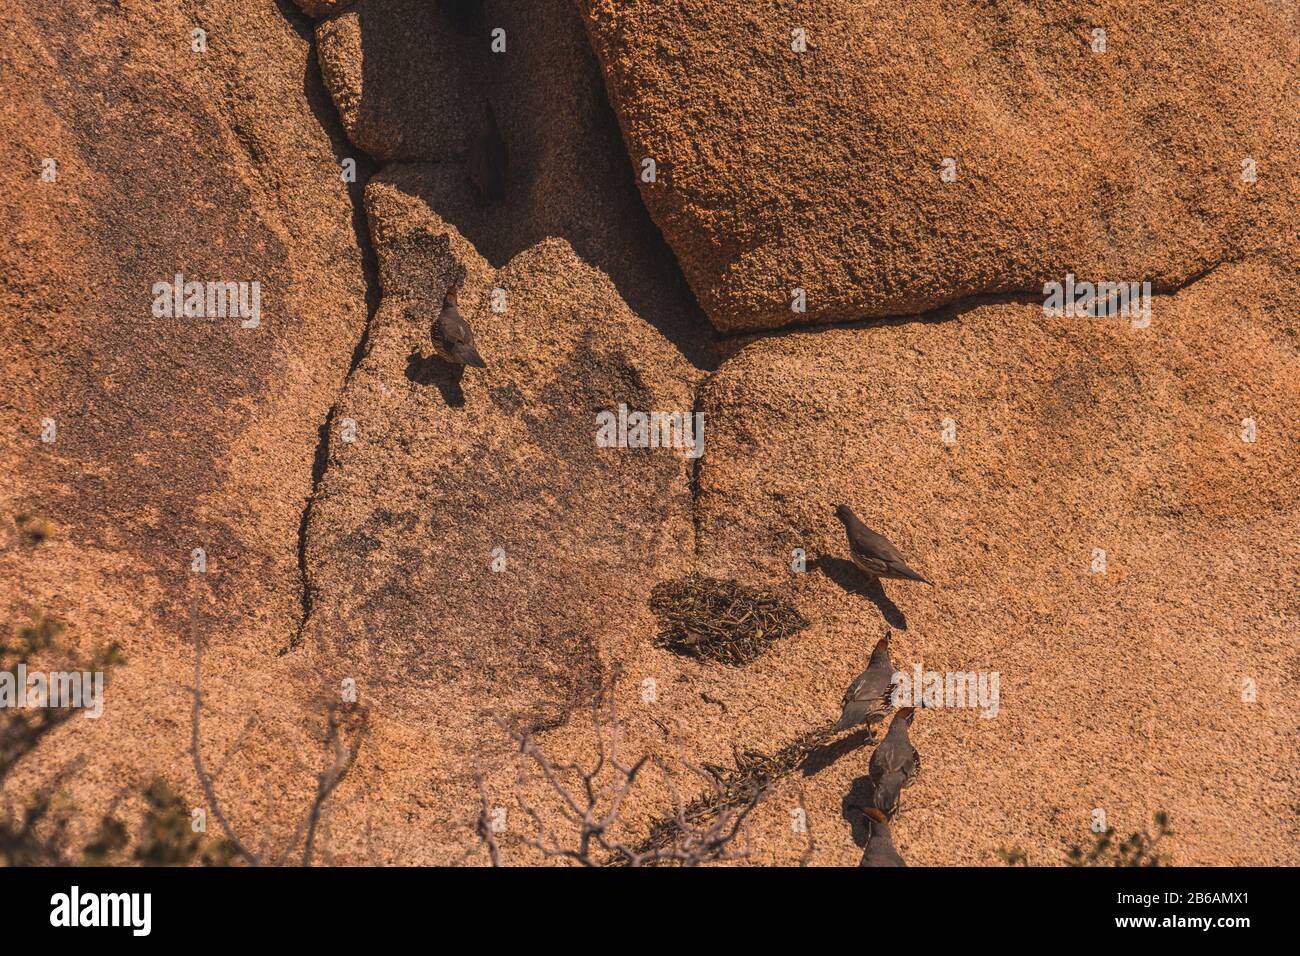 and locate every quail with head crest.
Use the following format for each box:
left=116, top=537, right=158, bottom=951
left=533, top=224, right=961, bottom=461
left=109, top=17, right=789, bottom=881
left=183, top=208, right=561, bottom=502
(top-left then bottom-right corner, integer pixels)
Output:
left=868, top=707, right=921, bottom=818
left=433, top=284, right=486, bottom=368
left=833, top=505, right=931, bottom=585
left=832, top=631, right=895, bottom=732
left=859, top=807, right=907, bottom=867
